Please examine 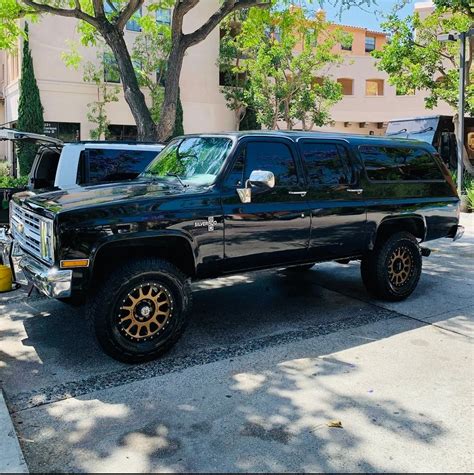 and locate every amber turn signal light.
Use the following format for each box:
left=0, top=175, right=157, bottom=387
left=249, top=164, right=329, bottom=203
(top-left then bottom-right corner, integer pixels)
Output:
left=60, top=259, right=90, bottom=269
